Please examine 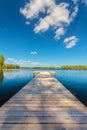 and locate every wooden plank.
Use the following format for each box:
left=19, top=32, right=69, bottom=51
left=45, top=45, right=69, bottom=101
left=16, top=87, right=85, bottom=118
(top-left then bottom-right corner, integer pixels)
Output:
left=0, top=111, right=87, bottom=117
left=0, top=124, right=87, bottom=130
left=8, top=98, right=79, bottom=101
left=0, top=107, right=87, bottom=112
left=17, top=92, right=71, bottom=95
left=3, top=103, right=83, bottom=108
left=0, top=116, right=87, bottom=124
left=7, top=100, right=81, bottom=104
left=12, top=95, right=78, bottom=99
